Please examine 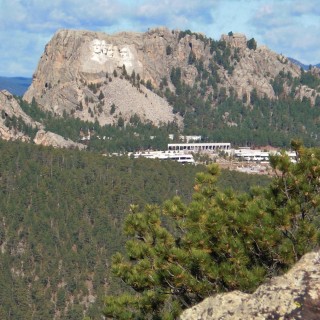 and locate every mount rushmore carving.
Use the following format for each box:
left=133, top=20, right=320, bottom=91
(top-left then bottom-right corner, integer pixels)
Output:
left=89, top=38, right=139, bottom=73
